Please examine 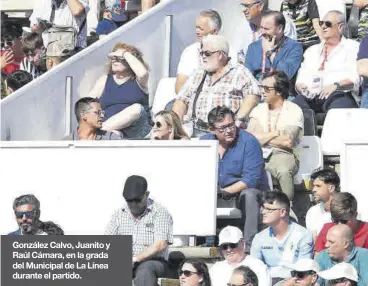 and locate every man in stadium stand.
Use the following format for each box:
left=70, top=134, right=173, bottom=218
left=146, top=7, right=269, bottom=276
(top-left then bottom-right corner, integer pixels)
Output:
left=20, top=33, right=47, bottom=80
left=1, top=28, right=24, bottom=76
left=201, top=106, right=269, bottom=251
left=96, top=1, right=127, bottom=36
left=315, top=224, right=368, bottom=286
left=8, top=194, right=63, bottom=235
left=294, top=11, right=360, bottom=120
left=251, top=191, right=314, bottom=285
left=357, top=36, right=368, bottom=108
left=105, top=175, right=173, bottom=286
left=4, top=70, right=33, bottom=96
left=175, top=10, right=222, bottom=94
left=305, top=169, right=340, bottom=237
left=315, top=192, right=368, bottom=253
left=173, top=35, right=260, bottom=138
left=30, top=0, right=89, bottom=50
left=274, top=259, right=320, bottom=286
left=229, top=265, right=260, bottom=286
left=280, top=0, right=324, bottom=49
left=247, top=71, right=304, bottom=201
left=231, top=0, right=297, bottom=65
left=245, top=11, right=303, bottom=82
left=71, top=97, right=123, bottom=140
left=318, top=262, right=359, bottom=286
left=210, top=226, right=271, bottom=286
